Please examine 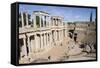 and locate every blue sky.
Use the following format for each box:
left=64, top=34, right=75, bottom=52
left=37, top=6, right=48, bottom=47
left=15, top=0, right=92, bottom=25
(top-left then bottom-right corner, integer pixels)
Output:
left=19, top=4, right=96, bottom=22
